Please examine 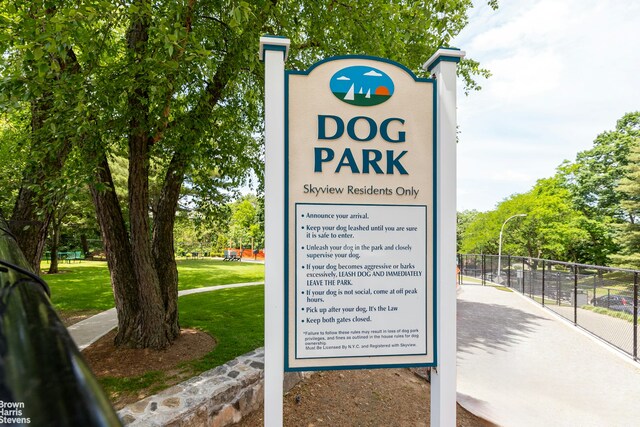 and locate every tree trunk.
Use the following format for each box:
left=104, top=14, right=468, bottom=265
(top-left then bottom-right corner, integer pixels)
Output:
left=10, top=188, right=50, bottom=275
left=80, top=234, right=89, bottom=256
left=48, top=215, right=60, bottom=274
left=89, top=154, right=144, bottom=347
left=152, top=152, right=188, bottom=341
left=10, top=37, right=80, bottom=274
left=10, top=95, right=71, bottom=274
left=128, top=126, right=170, bottom=349
left=119, top=4, right=172, bottom=349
